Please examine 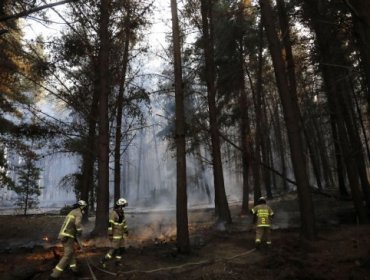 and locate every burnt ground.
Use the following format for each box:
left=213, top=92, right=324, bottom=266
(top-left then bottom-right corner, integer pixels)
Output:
left=0, top=195, right=370, bottom=280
